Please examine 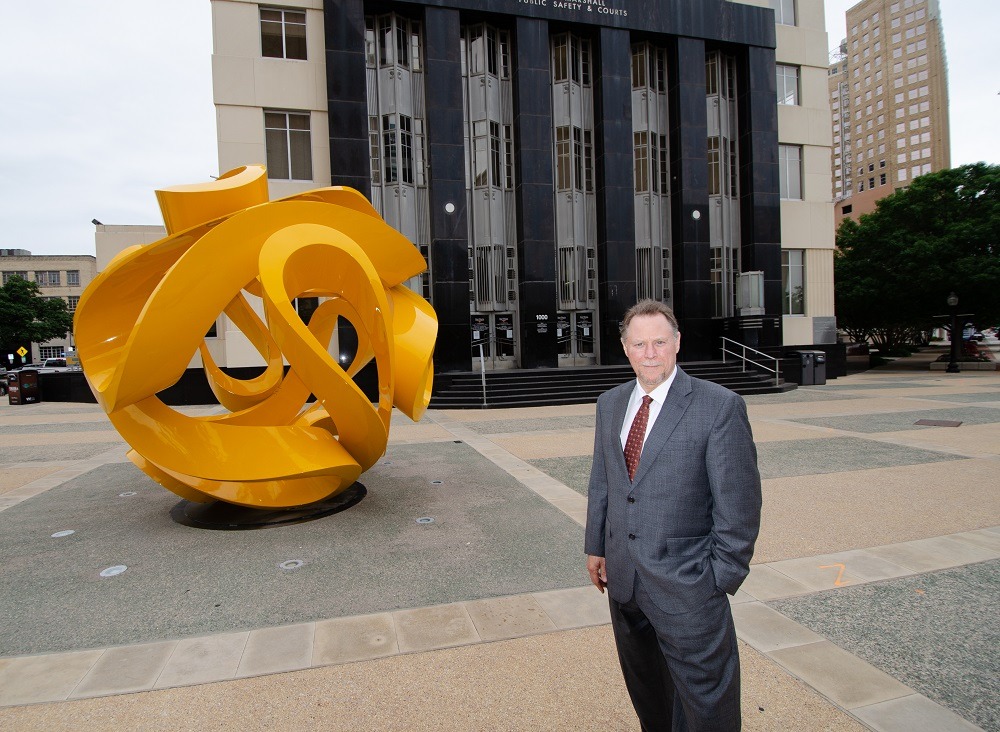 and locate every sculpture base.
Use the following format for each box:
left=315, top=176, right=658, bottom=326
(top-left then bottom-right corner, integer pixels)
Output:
left=170, top=483, right=367, bottom=531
